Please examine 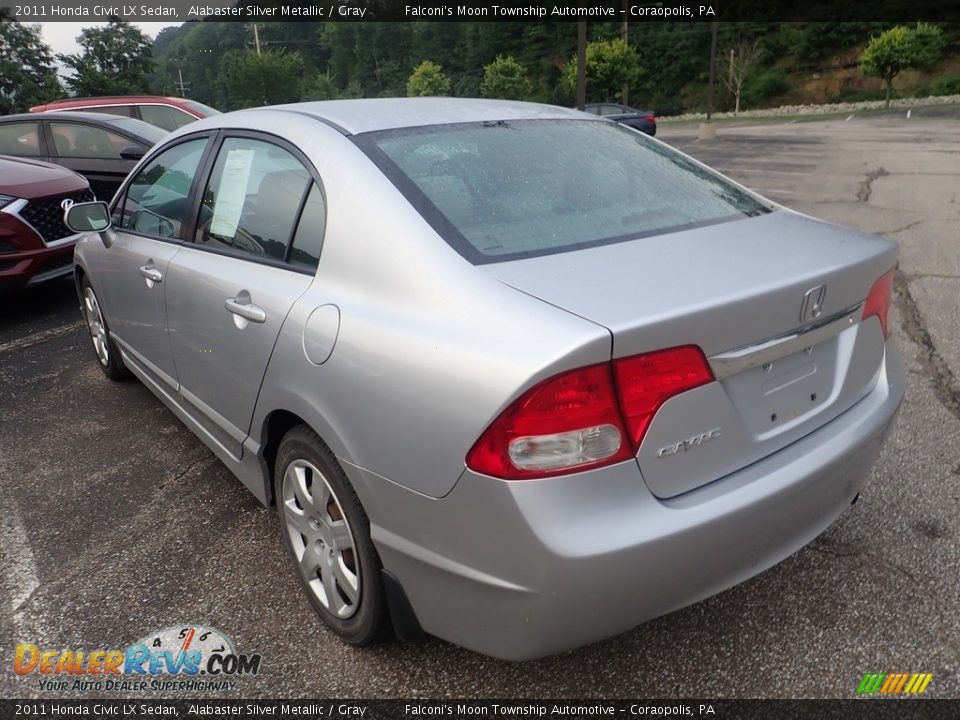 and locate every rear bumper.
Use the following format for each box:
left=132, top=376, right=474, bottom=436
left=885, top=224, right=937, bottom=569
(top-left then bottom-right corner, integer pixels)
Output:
left=355, top=343, right=905, bottom=660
